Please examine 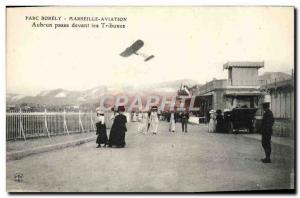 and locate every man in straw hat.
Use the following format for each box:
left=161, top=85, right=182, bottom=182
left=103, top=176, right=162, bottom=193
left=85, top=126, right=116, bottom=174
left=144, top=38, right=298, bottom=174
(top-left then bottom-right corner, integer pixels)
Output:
left=261, top=102, right=274, bottom=163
